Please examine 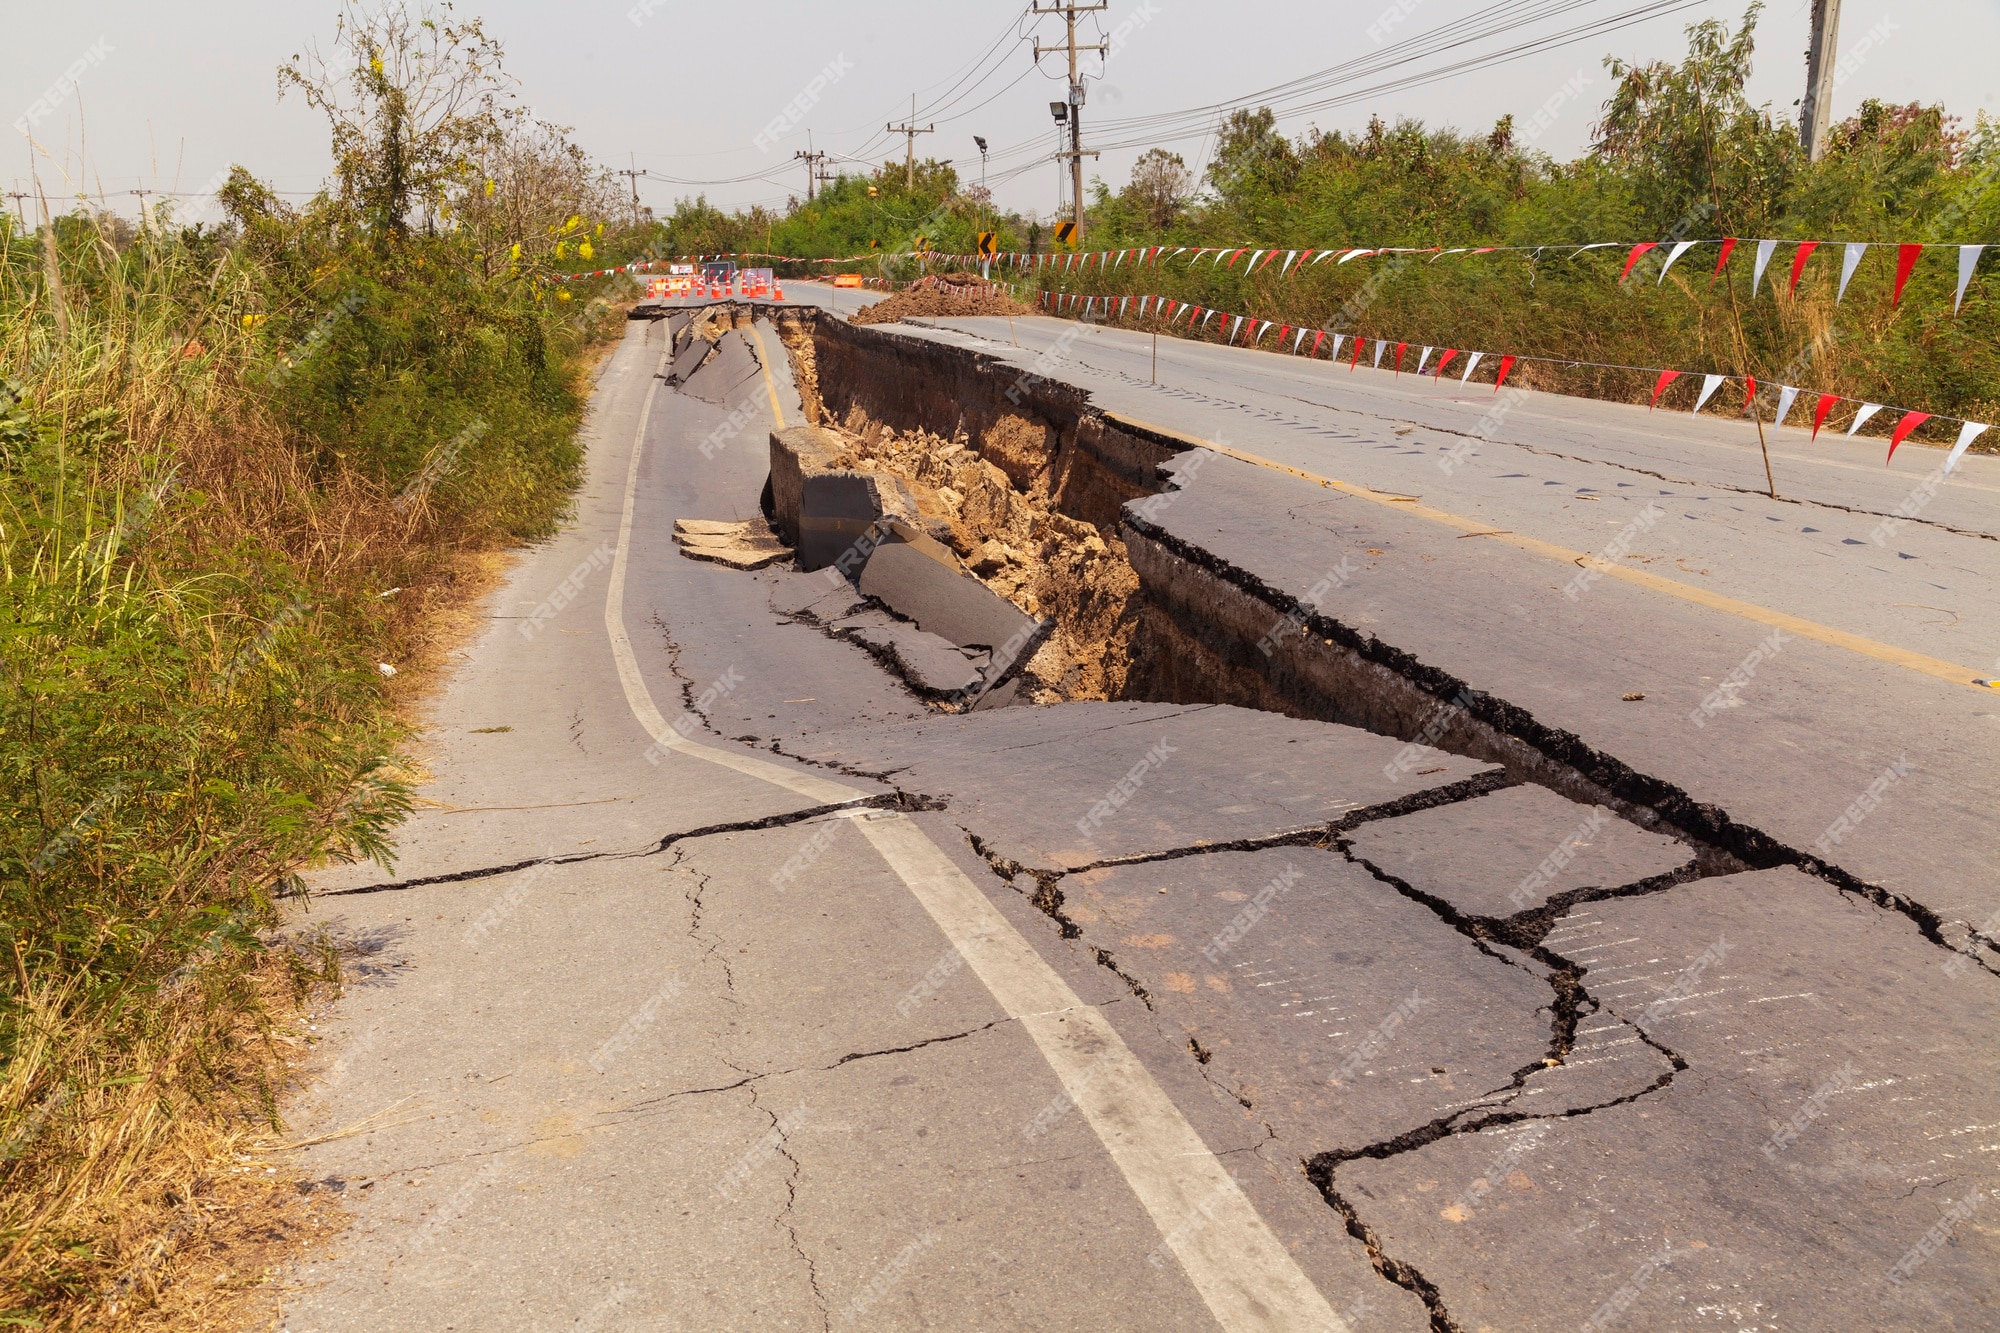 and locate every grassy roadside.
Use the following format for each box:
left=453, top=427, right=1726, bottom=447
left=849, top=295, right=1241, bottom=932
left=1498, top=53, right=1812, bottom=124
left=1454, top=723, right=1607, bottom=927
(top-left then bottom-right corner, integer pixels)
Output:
left=0, top=186, right=621, bottom=1323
